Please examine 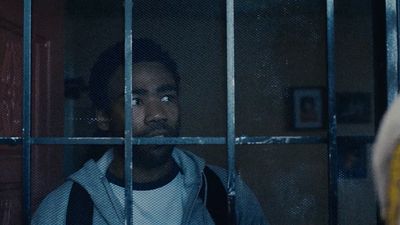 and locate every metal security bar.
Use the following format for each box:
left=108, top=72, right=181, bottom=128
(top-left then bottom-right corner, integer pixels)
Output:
left=0, top=136, right=377, bottom=145
left=124, top=0, right=134, bottom=223
left=386, top=0, right=399, bottom=101
left=398, top=0, right=400, bottom=92
left=386, top=0, right=400, bottom=101
left=326, top=0, right=338, bottom=224
left=22, top=0, right=32, bottom=223
left=226, top=0, right=237, bottom=223
left=1, top=136, right=329, bottom=145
